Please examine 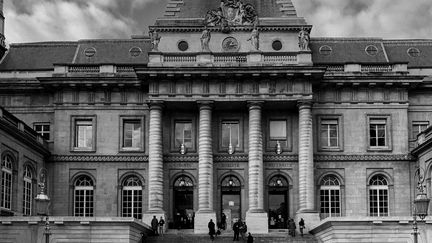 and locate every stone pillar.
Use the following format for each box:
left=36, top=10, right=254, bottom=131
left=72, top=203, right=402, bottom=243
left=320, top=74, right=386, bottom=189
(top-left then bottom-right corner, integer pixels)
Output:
left=245, top=101, right=268, bottom=234
left=194, top=101, right=216, bottom=233
left=296, top=101, right=319, bottom=231
left=143, top=101, right=166, bottom=225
